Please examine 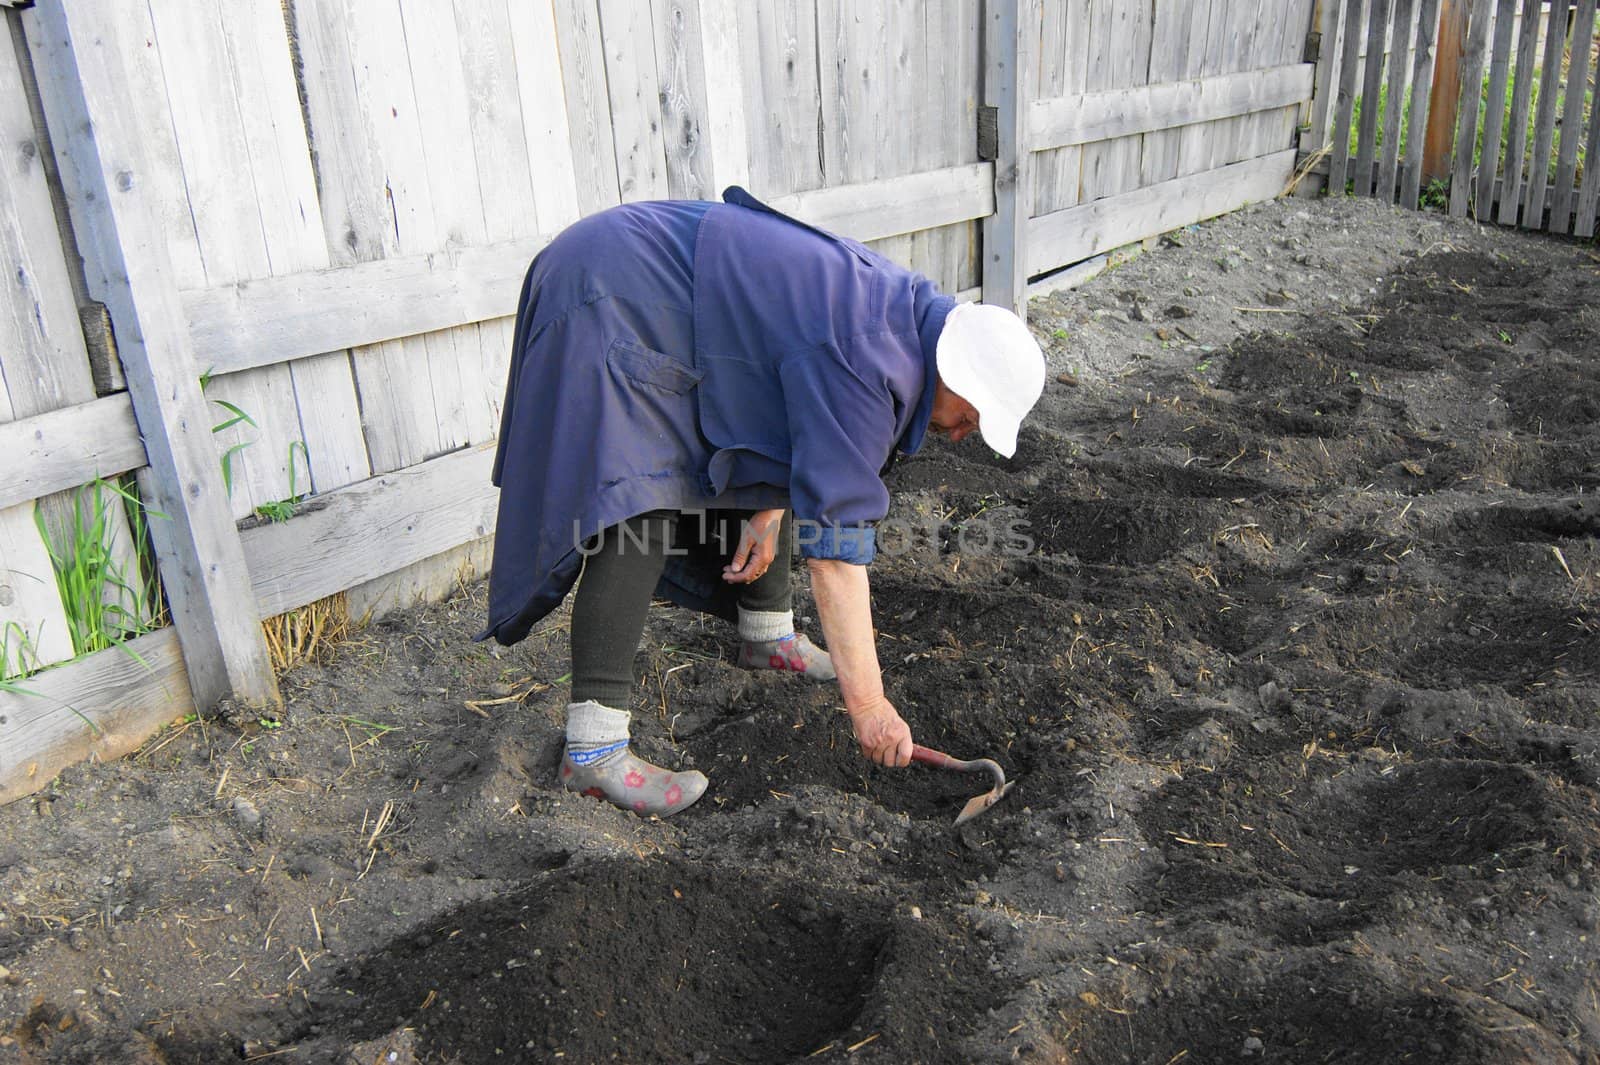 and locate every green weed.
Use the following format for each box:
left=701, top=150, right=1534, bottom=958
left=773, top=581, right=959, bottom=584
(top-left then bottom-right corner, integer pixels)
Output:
left=1, top=620, right=42, bottom=682
left=34, top=478, right=165, bottom=658
left=255, top=441, right=311, bottom=524
left=199, top=368, right=256, bottom=499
